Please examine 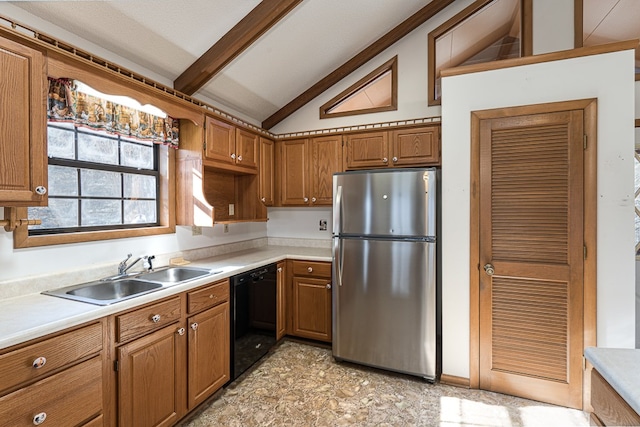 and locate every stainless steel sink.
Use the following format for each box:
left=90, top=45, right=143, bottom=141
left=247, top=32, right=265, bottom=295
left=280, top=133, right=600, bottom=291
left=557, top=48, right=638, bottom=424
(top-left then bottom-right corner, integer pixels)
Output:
left=136, top=266, right=213, bottom=284
left=44, top=278, right=163, bottom=306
